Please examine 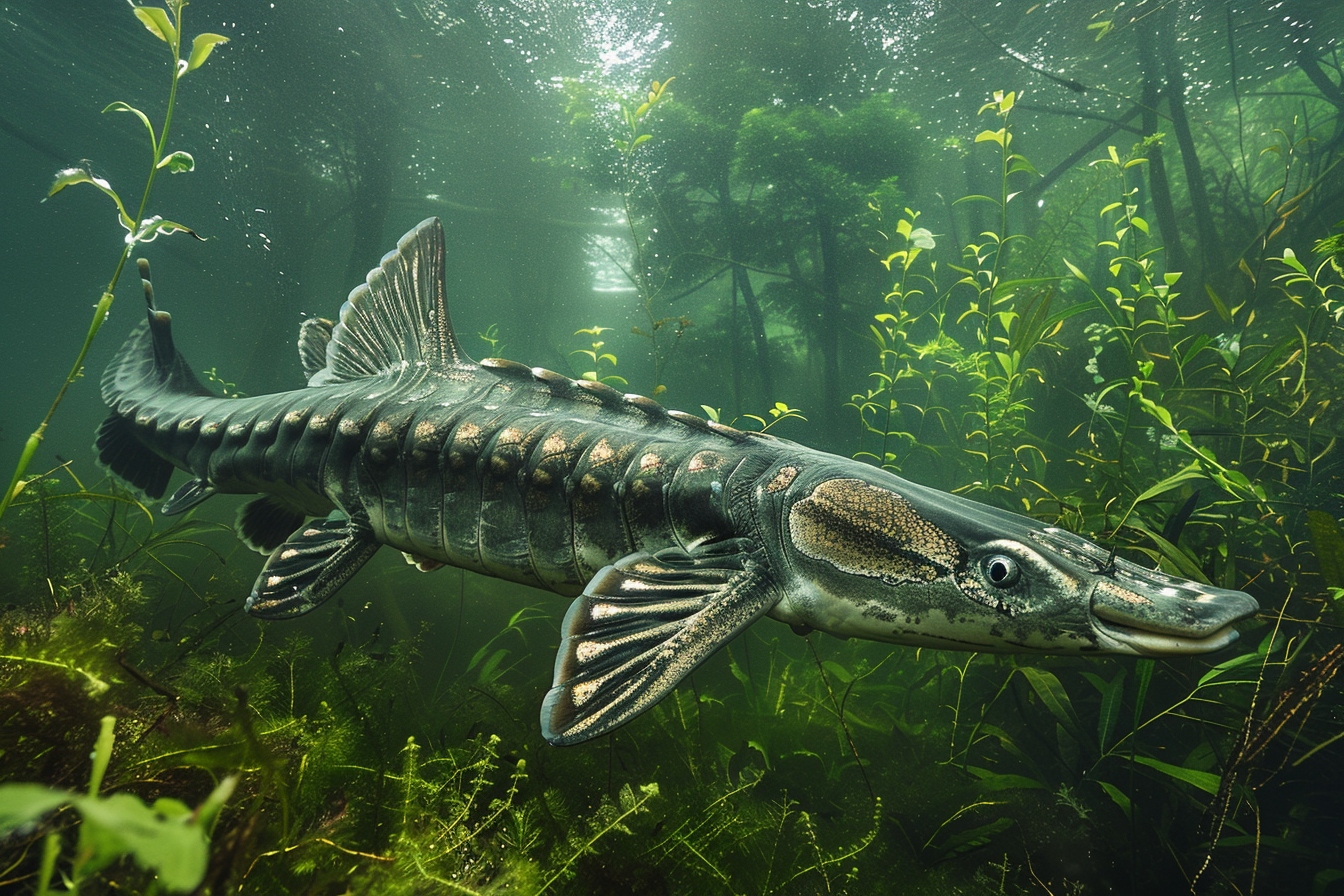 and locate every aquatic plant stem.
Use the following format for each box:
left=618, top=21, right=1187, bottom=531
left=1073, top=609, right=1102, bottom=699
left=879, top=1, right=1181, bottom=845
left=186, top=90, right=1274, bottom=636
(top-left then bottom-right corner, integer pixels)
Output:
left=35, top=832, right=60, bottom=896
left=804, top=635, right=875, bottom=802
left=0, top=8, right=187, bottom=523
